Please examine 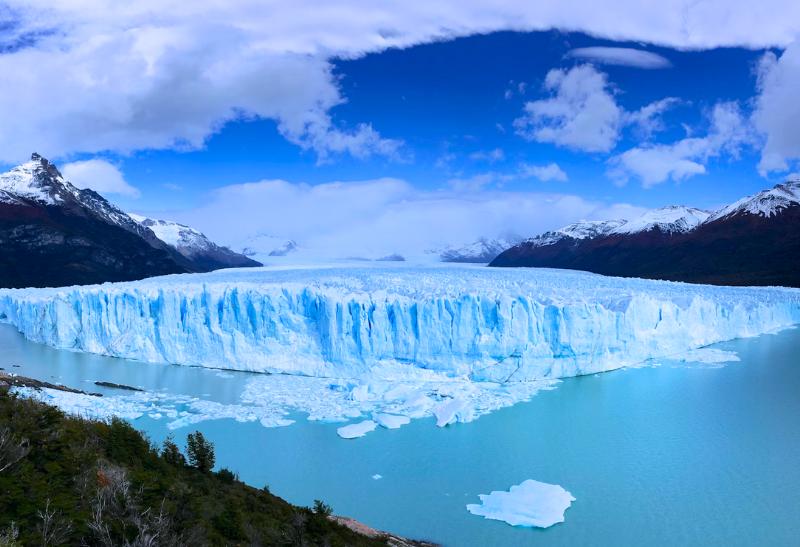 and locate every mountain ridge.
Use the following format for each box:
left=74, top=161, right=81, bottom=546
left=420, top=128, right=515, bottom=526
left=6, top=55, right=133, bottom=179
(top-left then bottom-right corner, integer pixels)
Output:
left=130, top=214, right=260, bottom=271
left=0, top=154, right=257, bottom=288
left=491, top=179, right=800, bottom=287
